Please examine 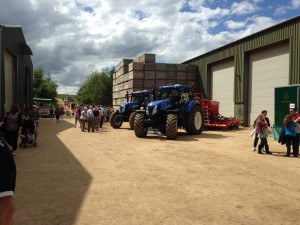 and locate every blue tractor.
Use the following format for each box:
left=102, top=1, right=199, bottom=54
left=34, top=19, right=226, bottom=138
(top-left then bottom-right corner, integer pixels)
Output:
left=134, top=84, right=204, bottom=139
left=109, top=90, right=154, bottom=129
